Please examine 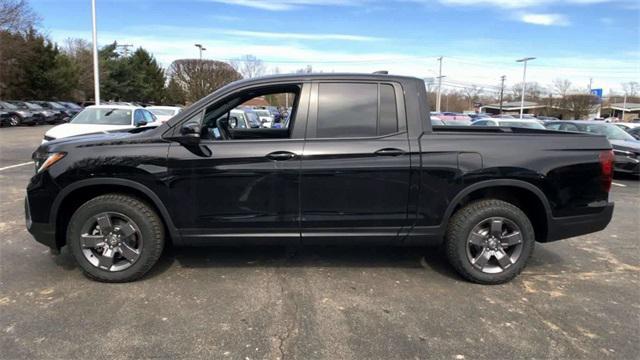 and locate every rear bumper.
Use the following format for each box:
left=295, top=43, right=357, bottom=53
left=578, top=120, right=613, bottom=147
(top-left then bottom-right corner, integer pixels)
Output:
left=544, top=203, right=614, bottom=242
left=25, top=196, right=58, bottom=250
